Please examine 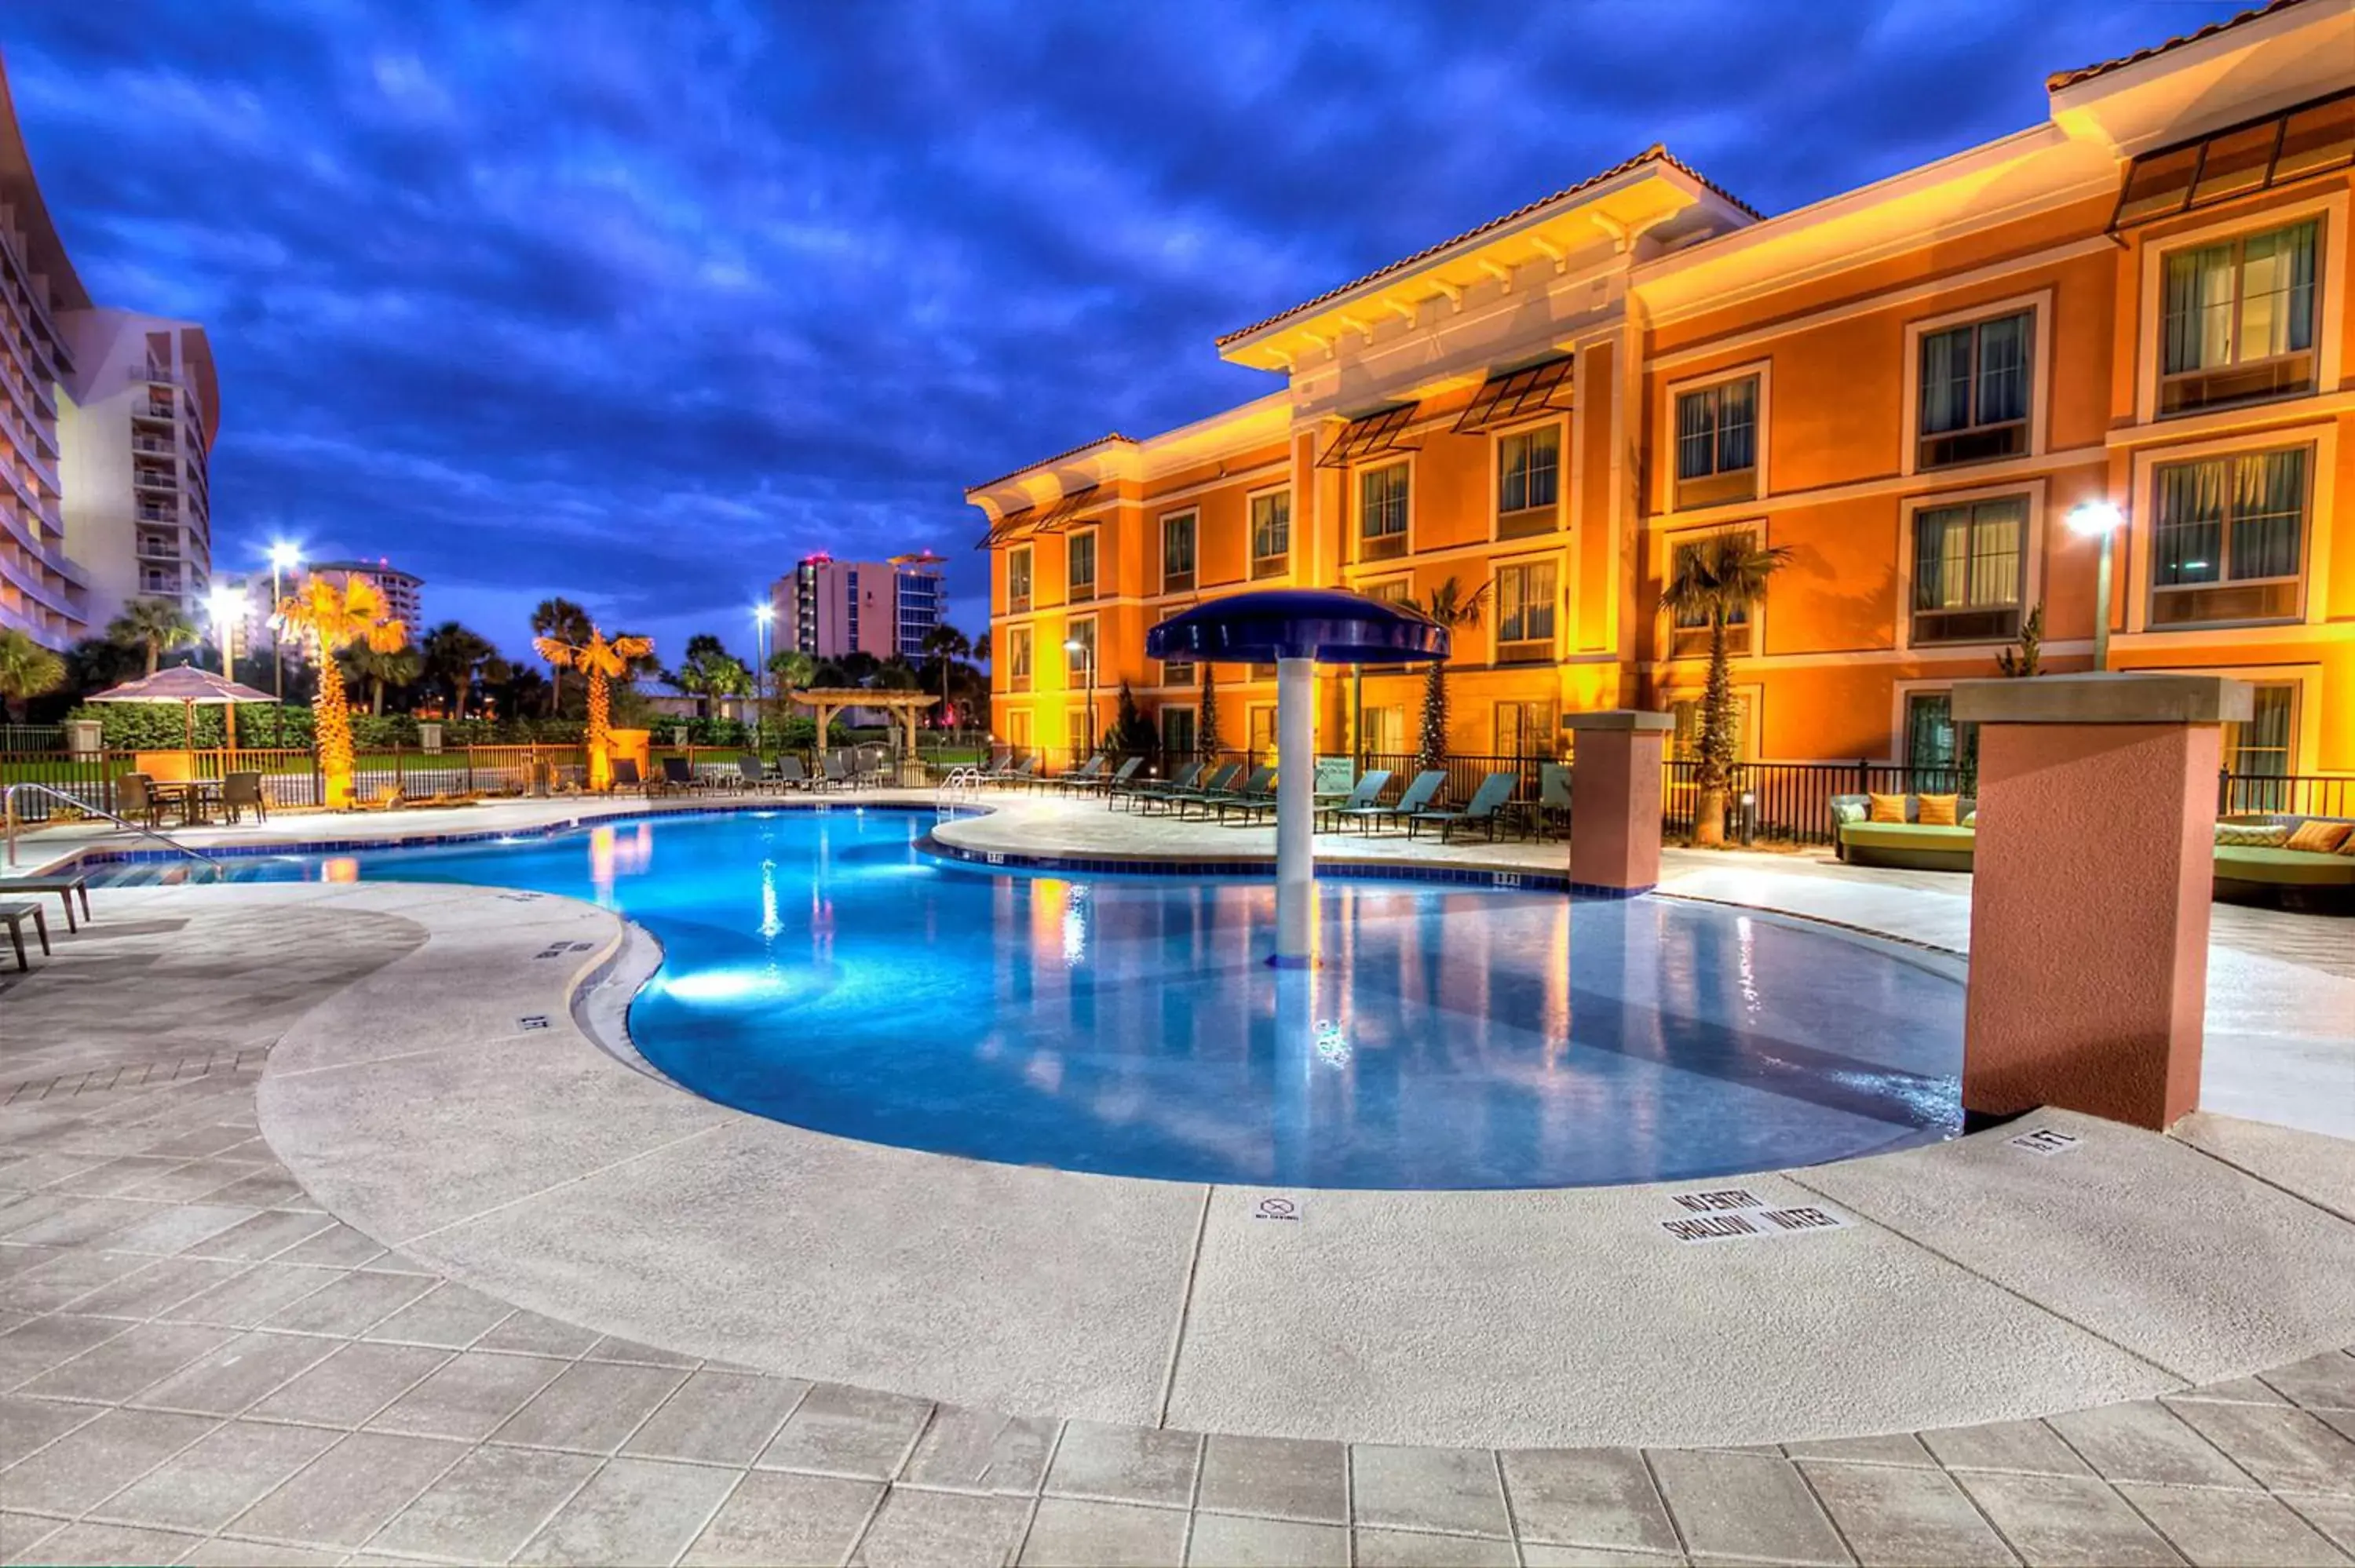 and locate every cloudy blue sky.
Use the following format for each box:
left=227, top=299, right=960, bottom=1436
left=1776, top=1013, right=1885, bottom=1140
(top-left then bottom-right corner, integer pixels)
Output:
left=9, top=0, right=2244, bottom=668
